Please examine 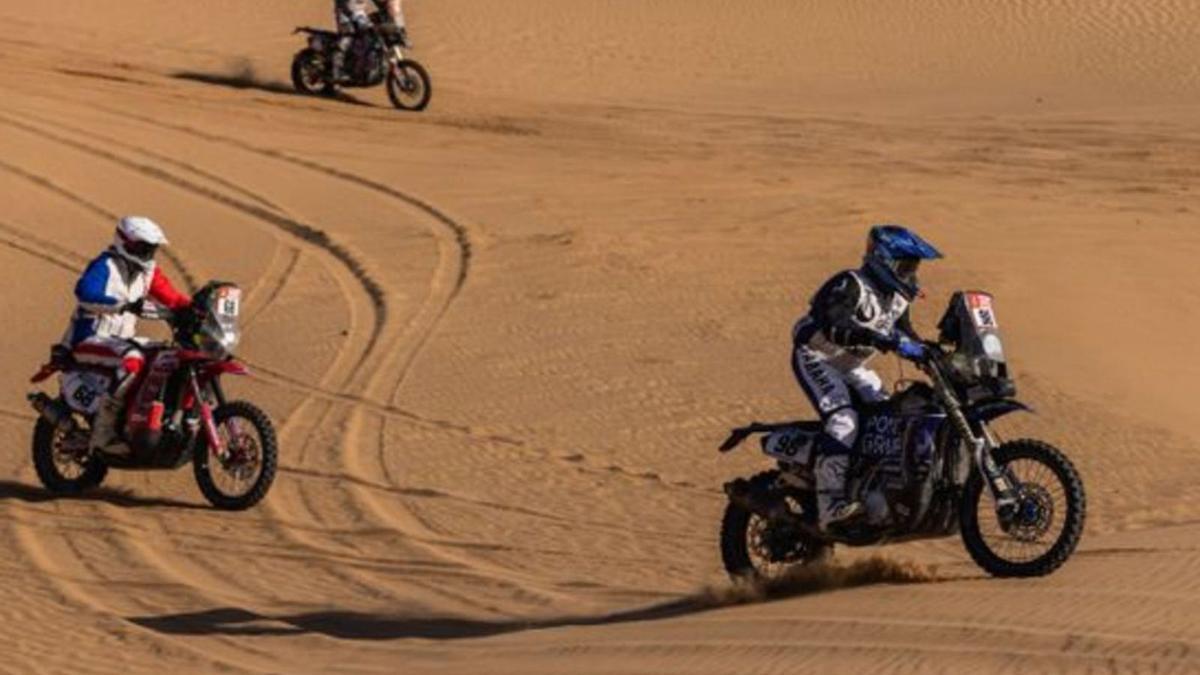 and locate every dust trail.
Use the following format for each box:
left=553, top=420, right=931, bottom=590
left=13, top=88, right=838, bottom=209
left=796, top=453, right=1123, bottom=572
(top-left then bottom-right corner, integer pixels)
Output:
left=701, top=555, right=942, bottom=608
left=172, top=58, right=293, bottom=94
